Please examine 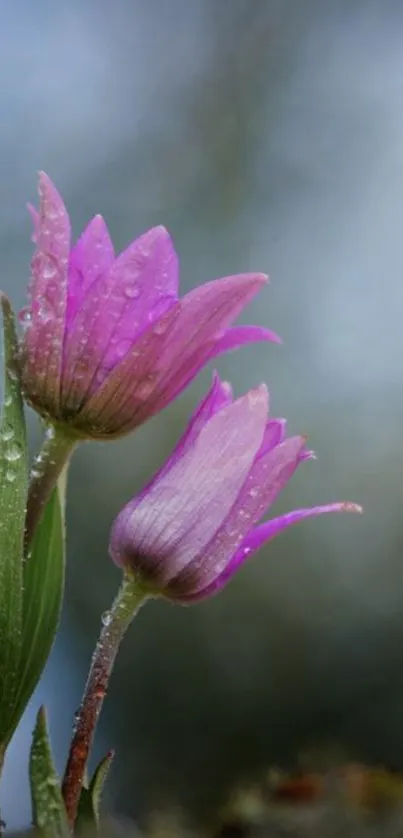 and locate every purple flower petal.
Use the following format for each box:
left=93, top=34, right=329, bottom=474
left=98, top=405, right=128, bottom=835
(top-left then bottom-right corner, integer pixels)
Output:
left=208, top=324, right=282, bottom=359
left=184, top=502, right=363, bottom=602
left=259, top=418, right=287, bottom=457
left=109, top=385, right=269, bottom=581
left=27, top=203, right=40, bottom=243
left=117, top=373, right=233, bottom=529
left=165, top=372, right=233, bottom=467
left=22, top=172, right=70, bottom=411
left=238, top=501, right=363, bottom=555
left=176, top=435, right=306, bottom=595
left=83, top=273, right=268, bottom=435
left=66, top=214, right=115, bottom=325
left=61, top=225, right=178, bottom=412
